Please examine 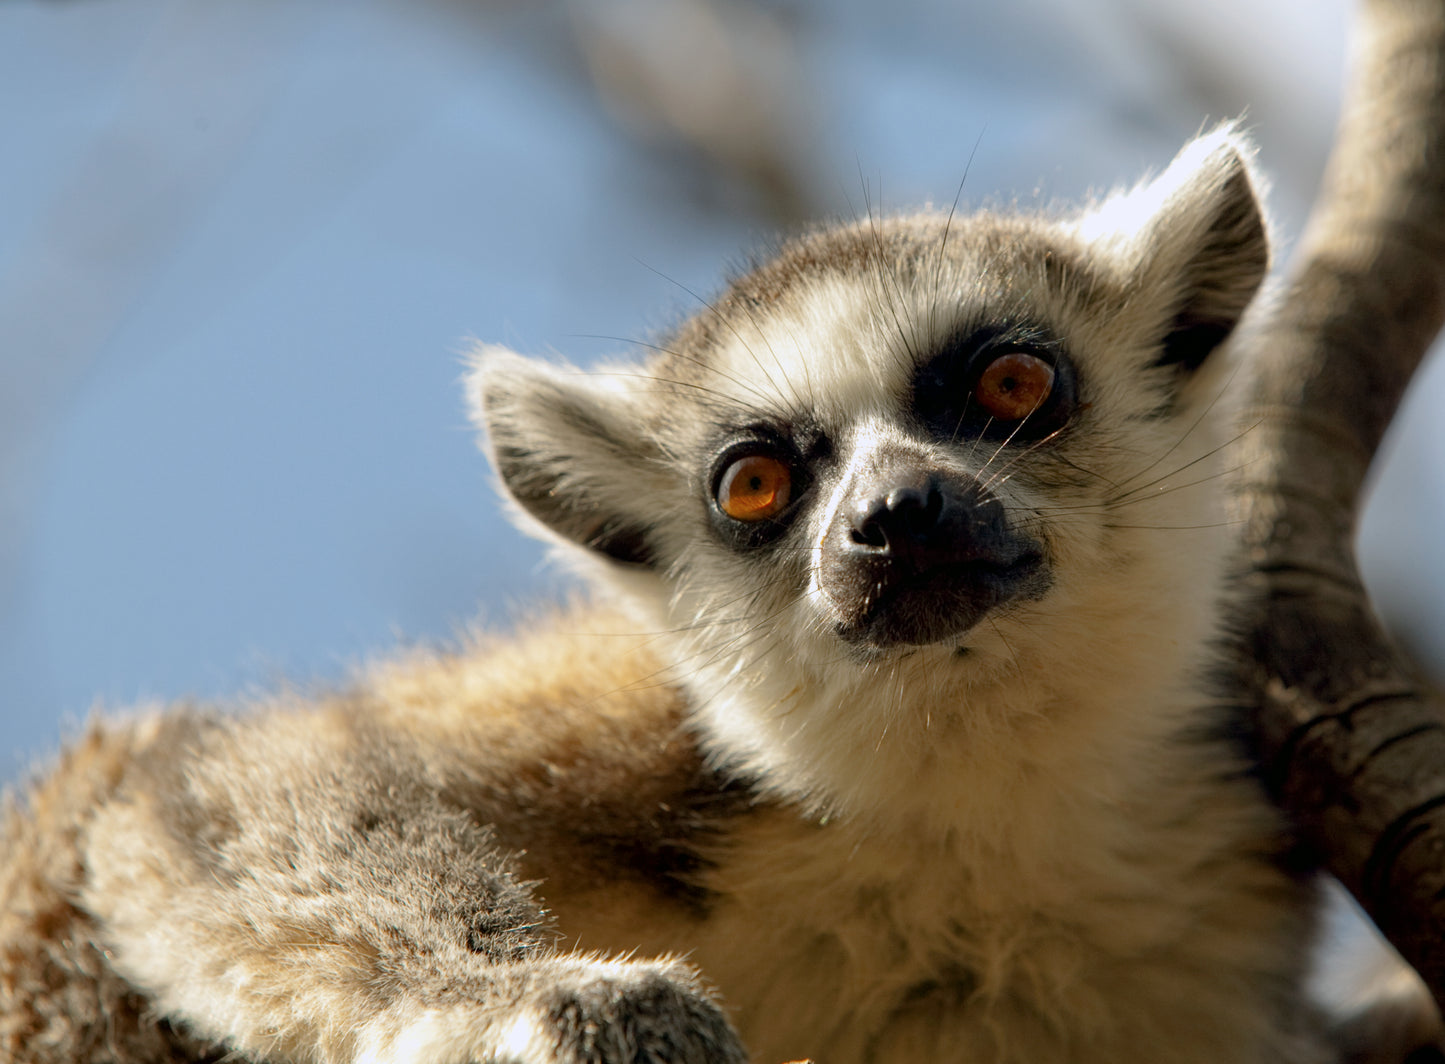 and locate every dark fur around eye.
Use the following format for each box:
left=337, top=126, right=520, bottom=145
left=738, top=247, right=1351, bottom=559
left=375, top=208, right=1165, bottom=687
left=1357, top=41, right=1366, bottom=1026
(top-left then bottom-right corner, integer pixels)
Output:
left=705, top=427, right=823, bottom=550
left=911, top=323, right=1076, bottom=443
